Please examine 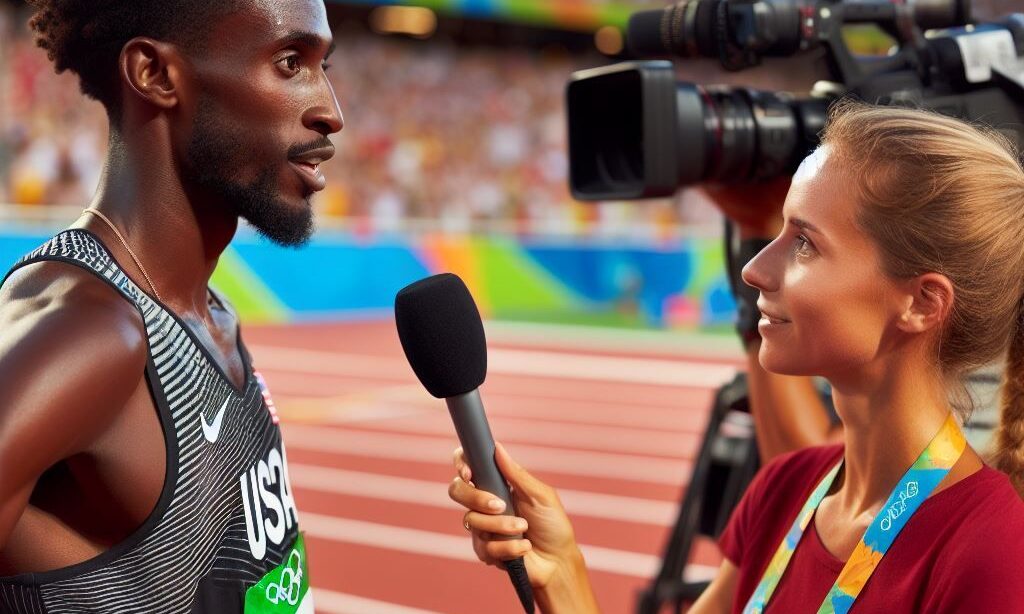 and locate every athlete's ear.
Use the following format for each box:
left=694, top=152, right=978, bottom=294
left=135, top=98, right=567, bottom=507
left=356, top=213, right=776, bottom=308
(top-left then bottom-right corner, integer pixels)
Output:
left=120, top=37, right=186, bottom=111
left=896, top=272, right=954, bottom=334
